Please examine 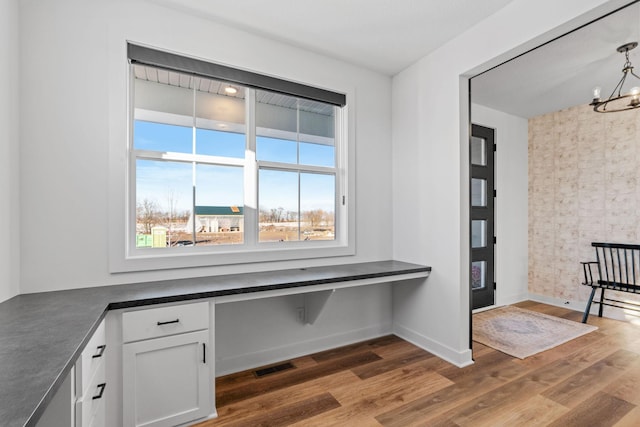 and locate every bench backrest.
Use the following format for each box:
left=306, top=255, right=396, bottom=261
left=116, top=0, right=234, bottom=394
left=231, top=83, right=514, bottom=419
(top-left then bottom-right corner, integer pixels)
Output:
left=592, top=242, right=640, bottom=289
